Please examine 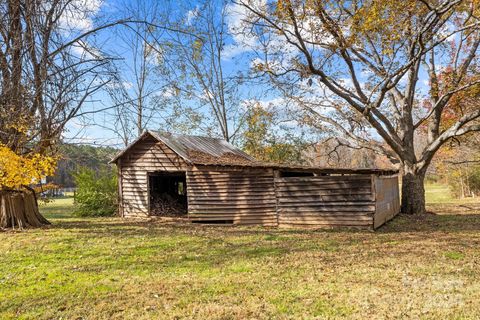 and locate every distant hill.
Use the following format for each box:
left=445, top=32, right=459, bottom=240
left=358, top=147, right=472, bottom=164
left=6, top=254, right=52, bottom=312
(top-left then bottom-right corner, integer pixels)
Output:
left=49, top=144, right=118, bottom=188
